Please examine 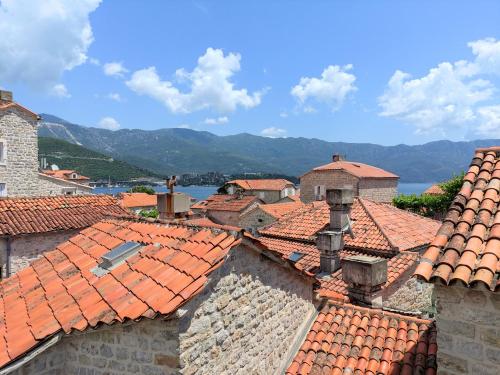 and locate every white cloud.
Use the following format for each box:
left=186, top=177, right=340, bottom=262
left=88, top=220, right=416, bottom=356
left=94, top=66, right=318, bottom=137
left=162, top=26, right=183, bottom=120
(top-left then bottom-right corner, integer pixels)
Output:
left=89, top=57, right=100, bottom=66
left=107, top=92, right=123, bottom=102
left=126, top=48, right=265, bottom=113
left=260, top=127, right=287, bottom=138
left=291, top=64, right=357, bottom=111
left=379, top=38, right=500, bottom=135
left=279, top=111, right=288, bottom=118
left=477, top=105, right=500, bottom=138
left=204, top=116, right=228, bottom=125
left=103, top=62, right=128, bottom=78
left=51, top=83, right=71, bottom=98
left=0, top=0, right=101, bottom=90
left=97, top=116, right=120, bottom=131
